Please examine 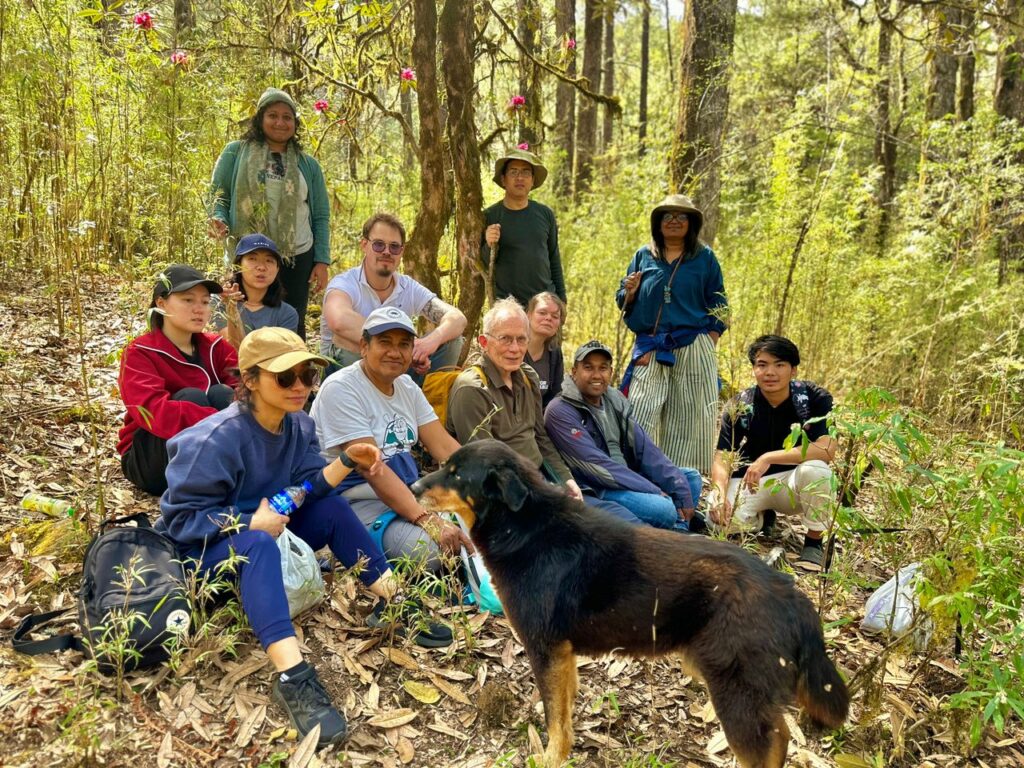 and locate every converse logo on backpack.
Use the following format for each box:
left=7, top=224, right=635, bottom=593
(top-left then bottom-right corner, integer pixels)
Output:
left=166, top=609, right=191, bottom=634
